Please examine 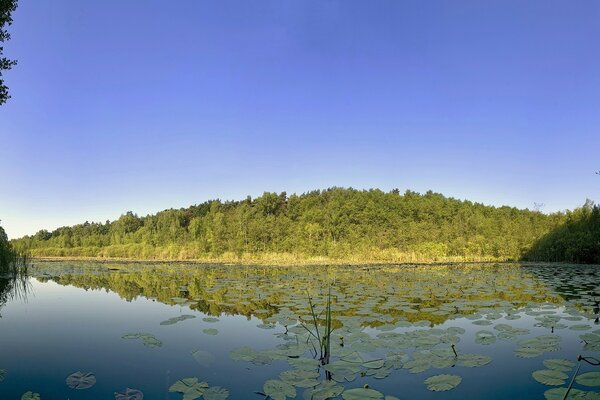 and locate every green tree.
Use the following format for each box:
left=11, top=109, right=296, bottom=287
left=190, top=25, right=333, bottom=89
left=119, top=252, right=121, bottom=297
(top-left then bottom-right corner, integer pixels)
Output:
left=0, top=0, right=18, bottom=105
